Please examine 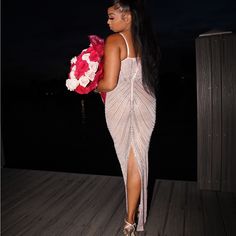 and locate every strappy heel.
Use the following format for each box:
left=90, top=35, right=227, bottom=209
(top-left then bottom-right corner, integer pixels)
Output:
left=123, top=218, right=137, bottom=236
